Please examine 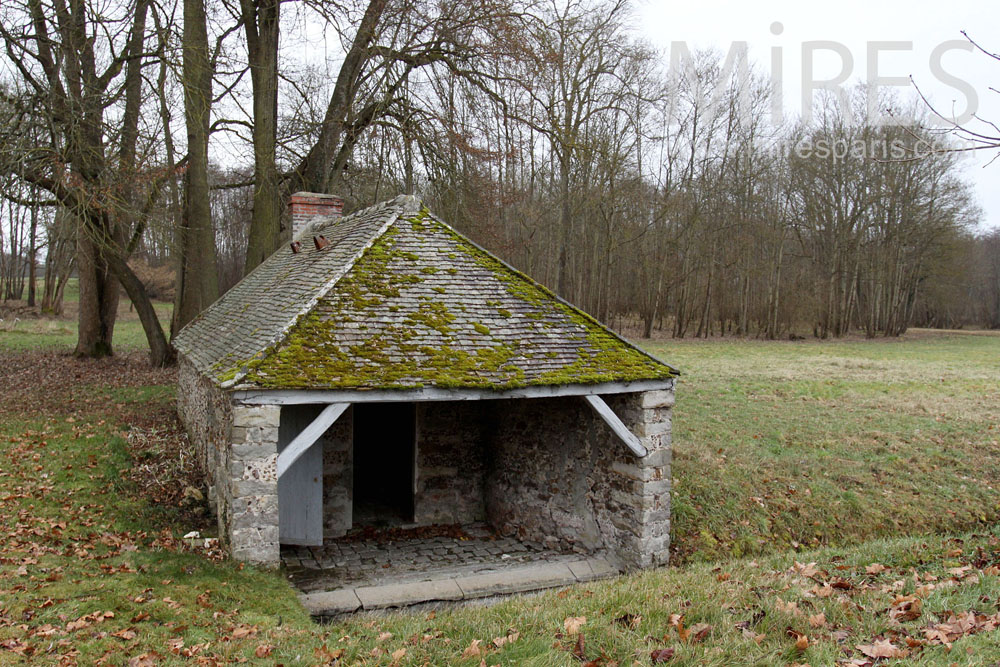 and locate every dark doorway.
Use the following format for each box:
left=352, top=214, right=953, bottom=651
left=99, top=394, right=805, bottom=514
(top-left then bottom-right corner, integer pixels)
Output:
left=353, top=403, right=416, bottom=526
